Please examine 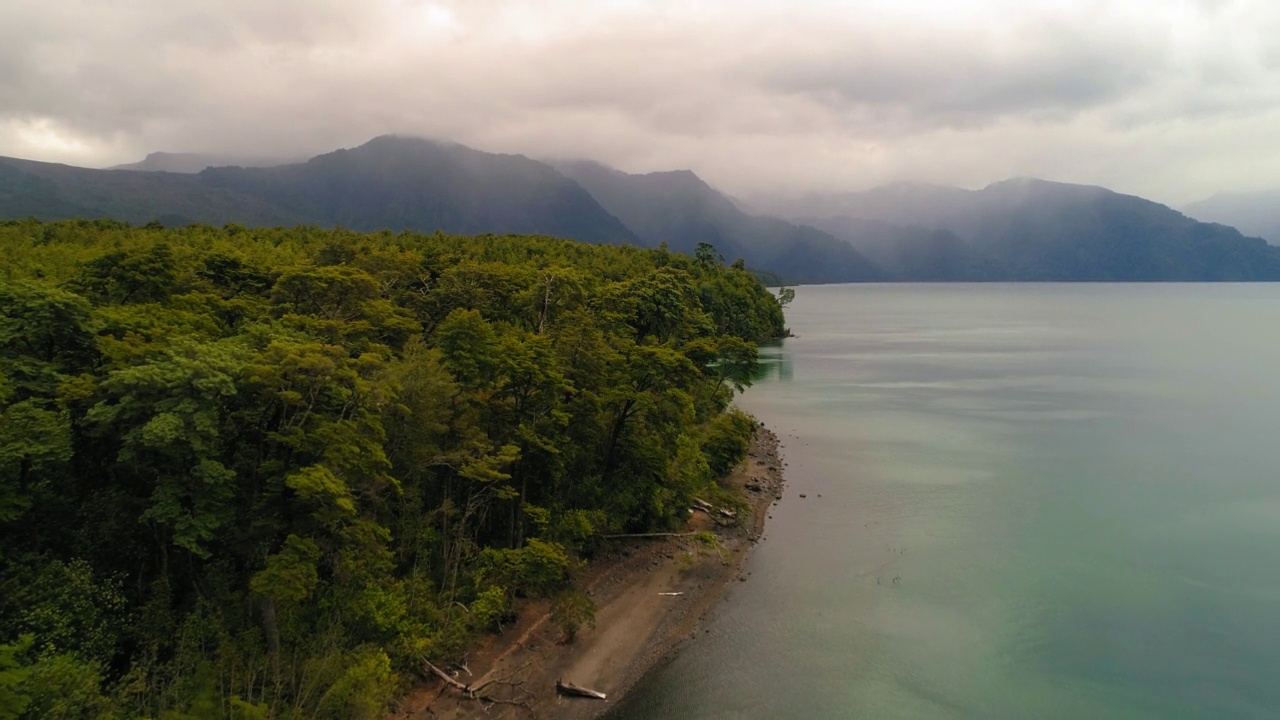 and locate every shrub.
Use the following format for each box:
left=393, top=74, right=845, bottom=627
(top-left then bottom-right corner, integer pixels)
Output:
left=550, top=589, right=596, bottom=643
left=475, top=539, right=575, bottom=598
left=702, top=409, right=755, bottom=477
left=315, top=646, right=398, bottom=720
